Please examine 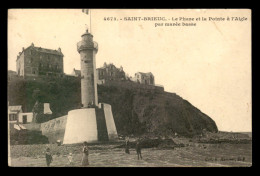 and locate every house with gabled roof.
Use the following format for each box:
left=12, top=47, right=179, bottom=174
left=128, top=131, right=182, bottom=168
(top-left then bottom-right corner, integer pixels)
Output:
left=8, top=105, right=23, bottom=122
left=16, top=43, right=64, bottom=78
left=134, top=72, right=155, bottom=85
